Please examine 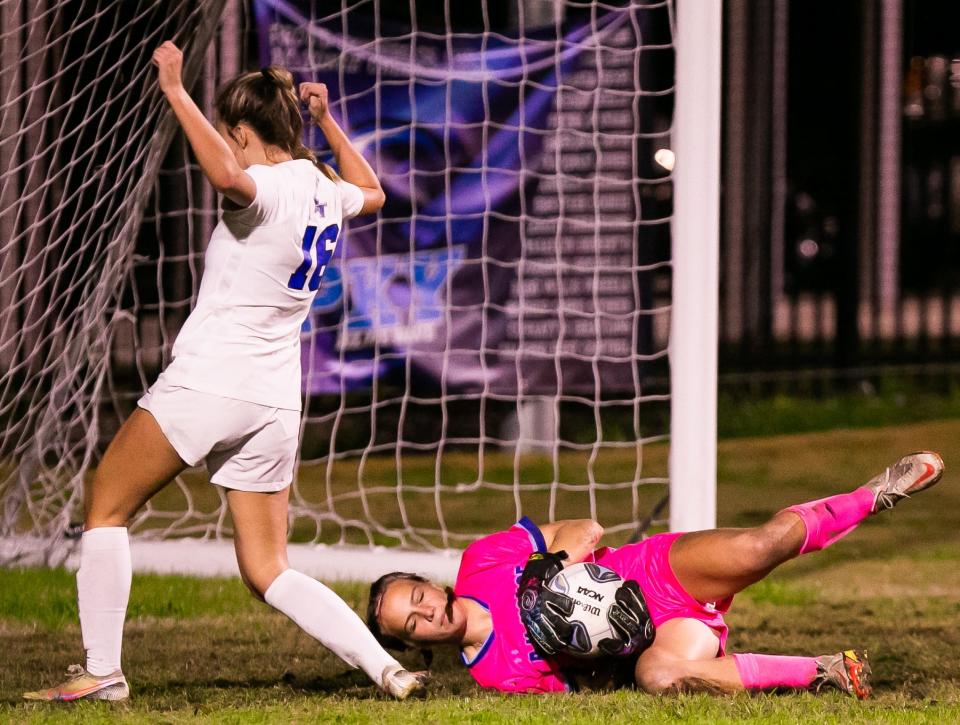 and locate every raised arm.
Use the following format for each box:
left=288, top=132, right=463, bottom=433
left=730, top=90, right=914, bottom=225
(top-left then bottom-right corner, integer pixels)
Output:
left=299, top=82, right=386, bottom=215
left=539, top=519, right=604, bottom=564
left=152, top=42, right=255, bottom=207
